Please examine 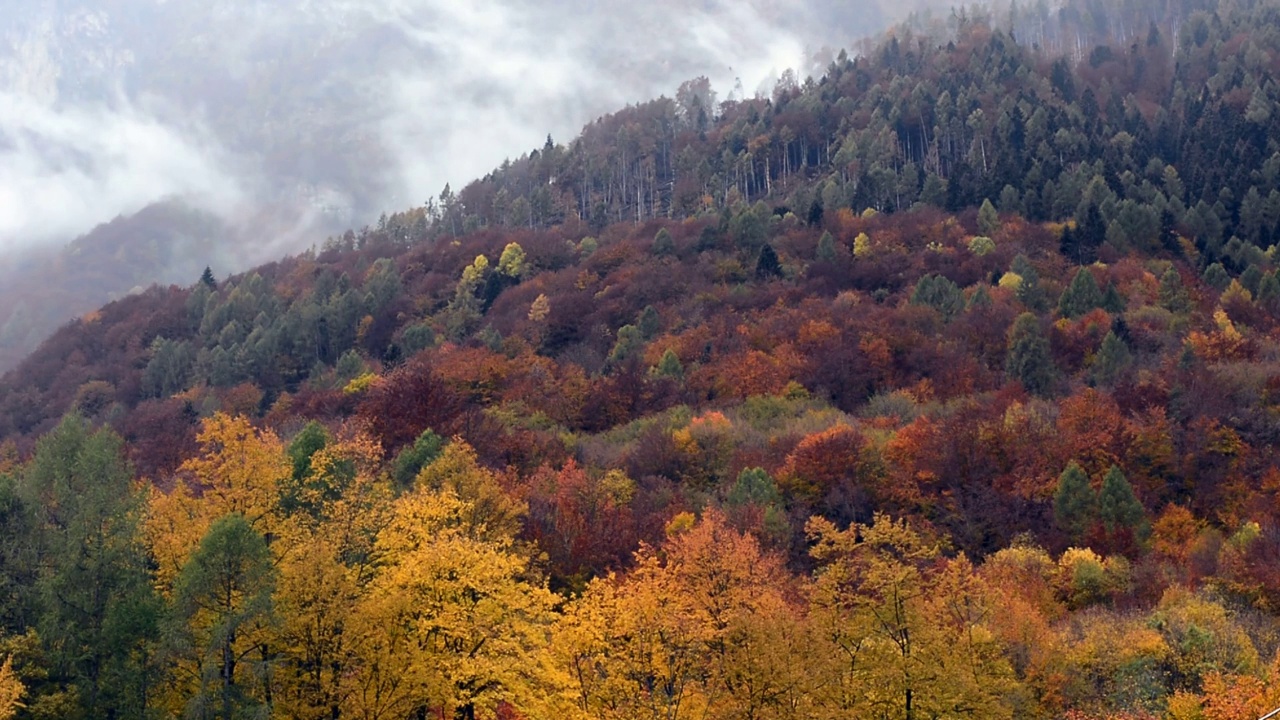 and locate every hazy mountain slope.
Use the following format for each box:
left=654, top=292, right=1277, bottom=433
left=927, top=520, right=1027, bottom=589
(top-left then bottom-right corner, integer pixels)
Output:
left=0, top=0, right=950, bottom=371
